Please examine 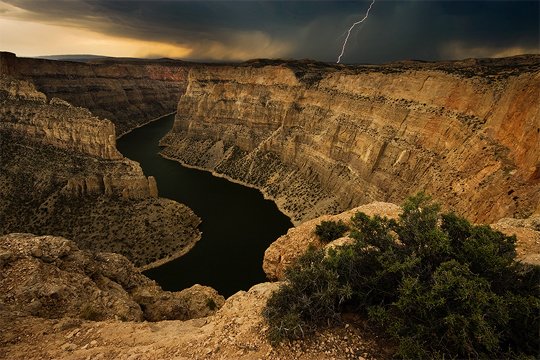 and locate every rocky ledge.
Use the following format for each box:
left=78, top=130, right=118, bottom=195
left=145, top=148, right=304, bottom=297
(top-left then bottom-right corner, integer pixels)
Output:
left=0, top=233, right=386, bottom=360
left=162, top=56, right=540, bottom=224
left=0, top=233, right=224, bottom=322
left=263, top=202, right=540, bottom=281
